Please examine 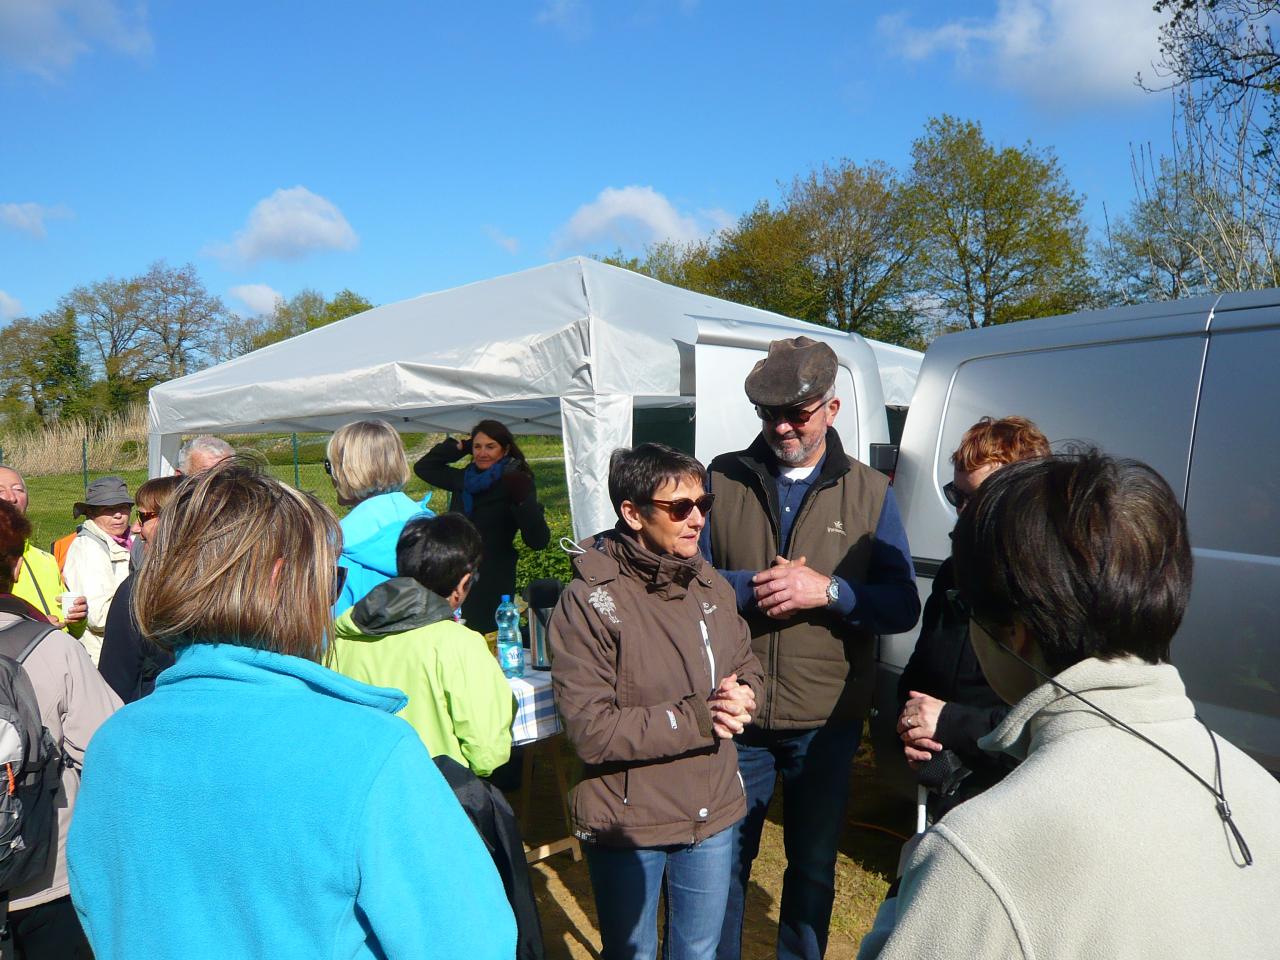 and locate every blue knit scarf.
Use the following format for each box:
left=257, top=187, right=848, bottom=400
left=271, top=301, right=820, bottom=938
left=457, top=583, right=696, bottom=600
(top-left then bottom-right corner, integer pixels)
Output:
left=461, top=456, right=510, bottom=515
